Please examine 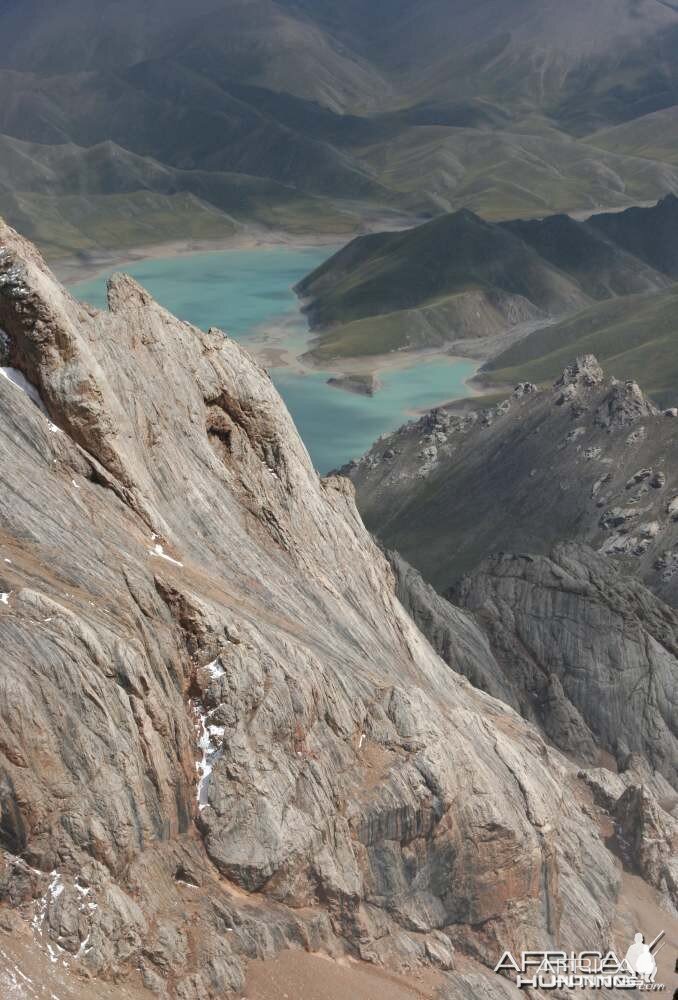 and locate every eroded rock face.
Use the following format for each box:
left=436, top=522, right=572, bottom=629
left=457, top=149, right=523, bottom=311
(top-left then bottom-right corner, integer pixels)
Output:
left=0, top=224, right=630, bottom=996
left=556, top=354, right=604, bottom=389
left=453, top=545, right=678, bottom=788
left=389, top=541, right=678, bottom=832
left=387, top=549, right=514, bottom=705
